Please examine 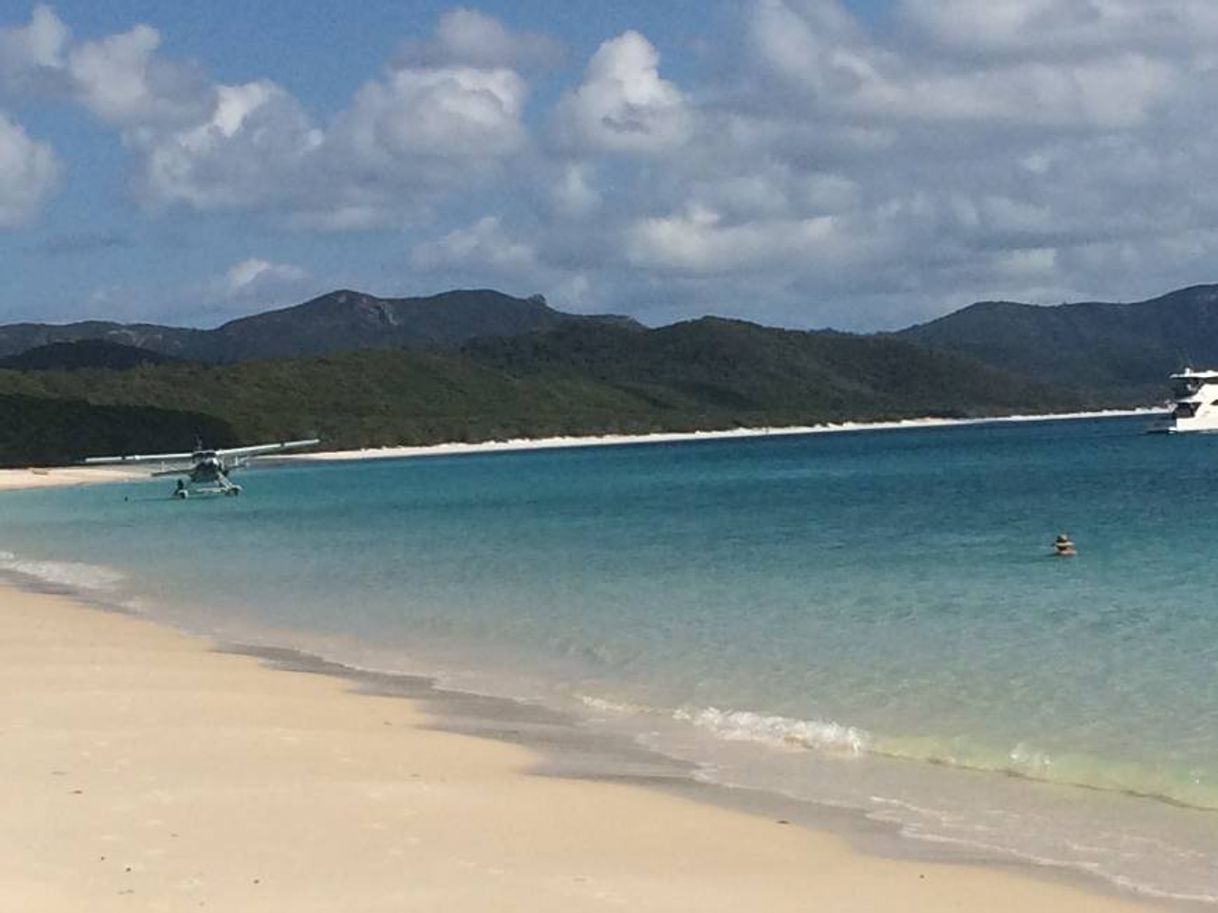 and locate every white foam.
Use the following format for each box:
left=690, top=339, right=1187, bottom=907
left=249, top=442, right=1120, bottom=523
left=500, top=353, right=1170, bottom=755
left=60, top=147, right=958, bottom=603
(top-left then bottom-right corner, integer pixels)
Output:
left=0, top=553, right=126, bottom=592
left=578, top=695, right=657, bottom=715
left=672, top=706, right=870, bottom=756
